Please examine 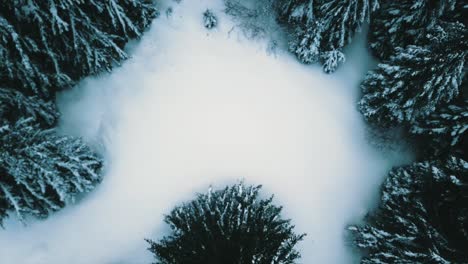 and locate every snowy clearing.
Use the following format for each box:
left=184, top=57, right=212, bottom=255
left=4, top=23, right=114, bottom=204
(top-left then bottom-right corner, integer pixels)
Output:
left=0, top=1, right=406, bottom=263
